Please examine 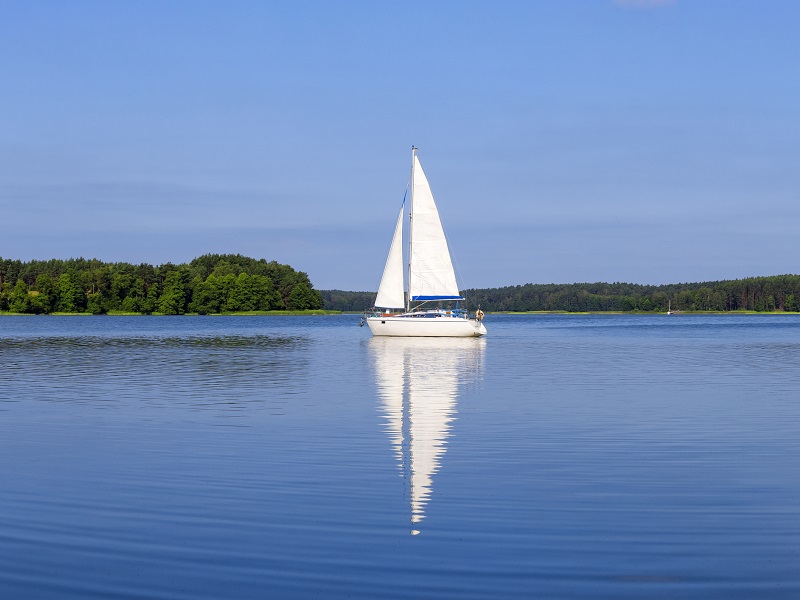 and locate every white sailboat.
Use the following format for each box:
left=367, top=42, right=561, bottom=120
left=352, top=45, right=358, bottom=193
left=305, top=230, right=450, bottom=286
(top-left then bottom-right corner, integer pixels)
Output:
left=365, top=147, right=487, bottom=337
